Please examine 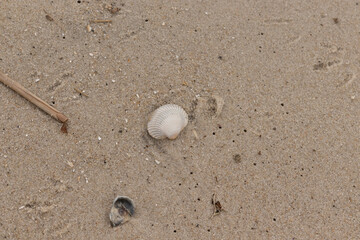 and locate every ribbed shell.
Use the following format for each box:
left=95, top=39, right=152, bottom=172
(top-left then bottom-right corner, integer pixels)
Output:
left=147, top=104, right=188, bottom=139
